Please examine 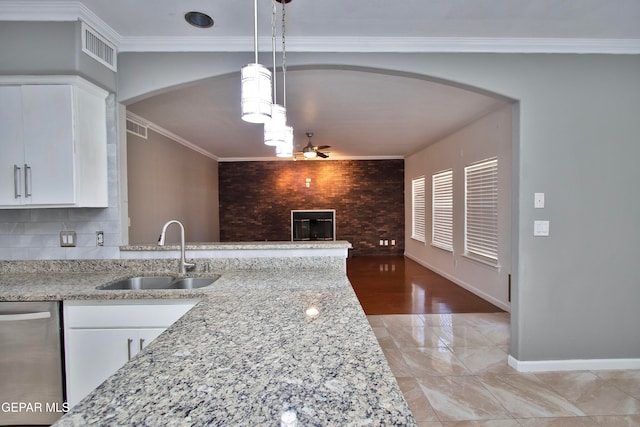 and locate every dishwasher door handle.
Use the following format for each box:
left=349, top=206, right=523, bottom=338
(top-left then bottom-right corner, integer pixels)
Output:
left=0, top=311, right=51, bottom=322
